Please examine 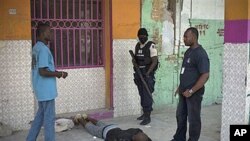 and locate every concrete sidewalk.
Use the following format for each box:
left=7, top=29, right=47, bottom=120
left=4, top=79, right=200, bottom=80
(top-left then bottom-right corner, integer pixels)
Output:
left=0, top=104, right=221, bottom=141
